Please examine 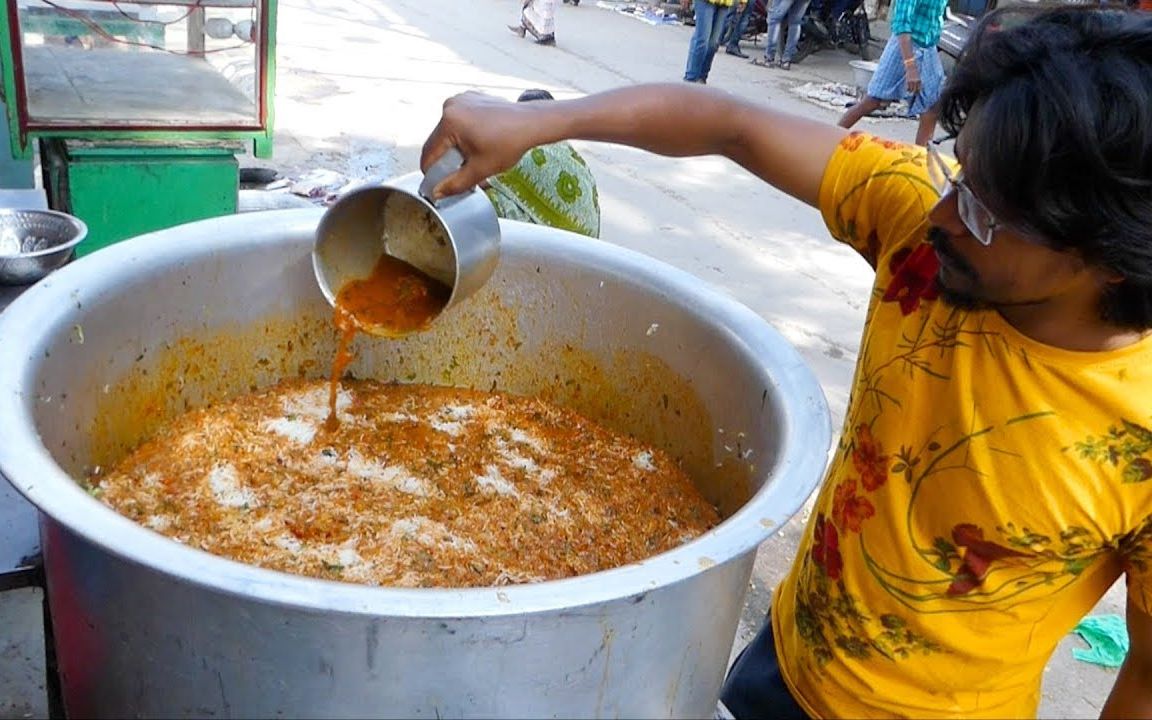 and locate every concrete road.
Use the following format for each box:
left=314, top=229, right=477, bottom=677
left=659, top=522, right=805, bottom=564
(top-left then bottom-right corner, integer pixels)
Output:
left=1, top=0, right=1123, bottom=717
